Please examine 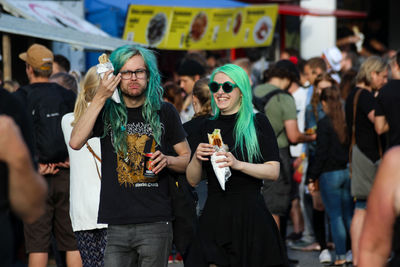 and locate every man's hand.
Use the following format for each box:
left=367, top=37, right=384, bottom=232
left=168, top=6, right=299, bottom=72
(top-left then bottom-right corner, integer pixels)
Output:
left=150, top=150, right=169, bottom=174
left=95, top=70, right=121, bottom=103
left=39, top=163, right=59, bottom=175
left=55, top=158, right=70, bottom=169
